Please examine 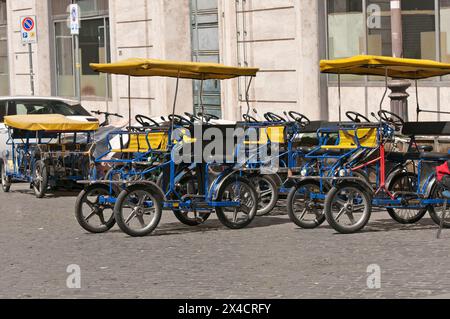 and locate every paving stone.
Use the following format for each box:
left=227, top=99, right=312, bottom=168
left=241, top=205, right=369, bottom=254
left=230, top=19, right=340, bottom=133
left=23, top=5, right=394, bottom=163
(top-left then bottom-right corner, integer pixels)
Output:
left=0, top=186, right=449, bottom=298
